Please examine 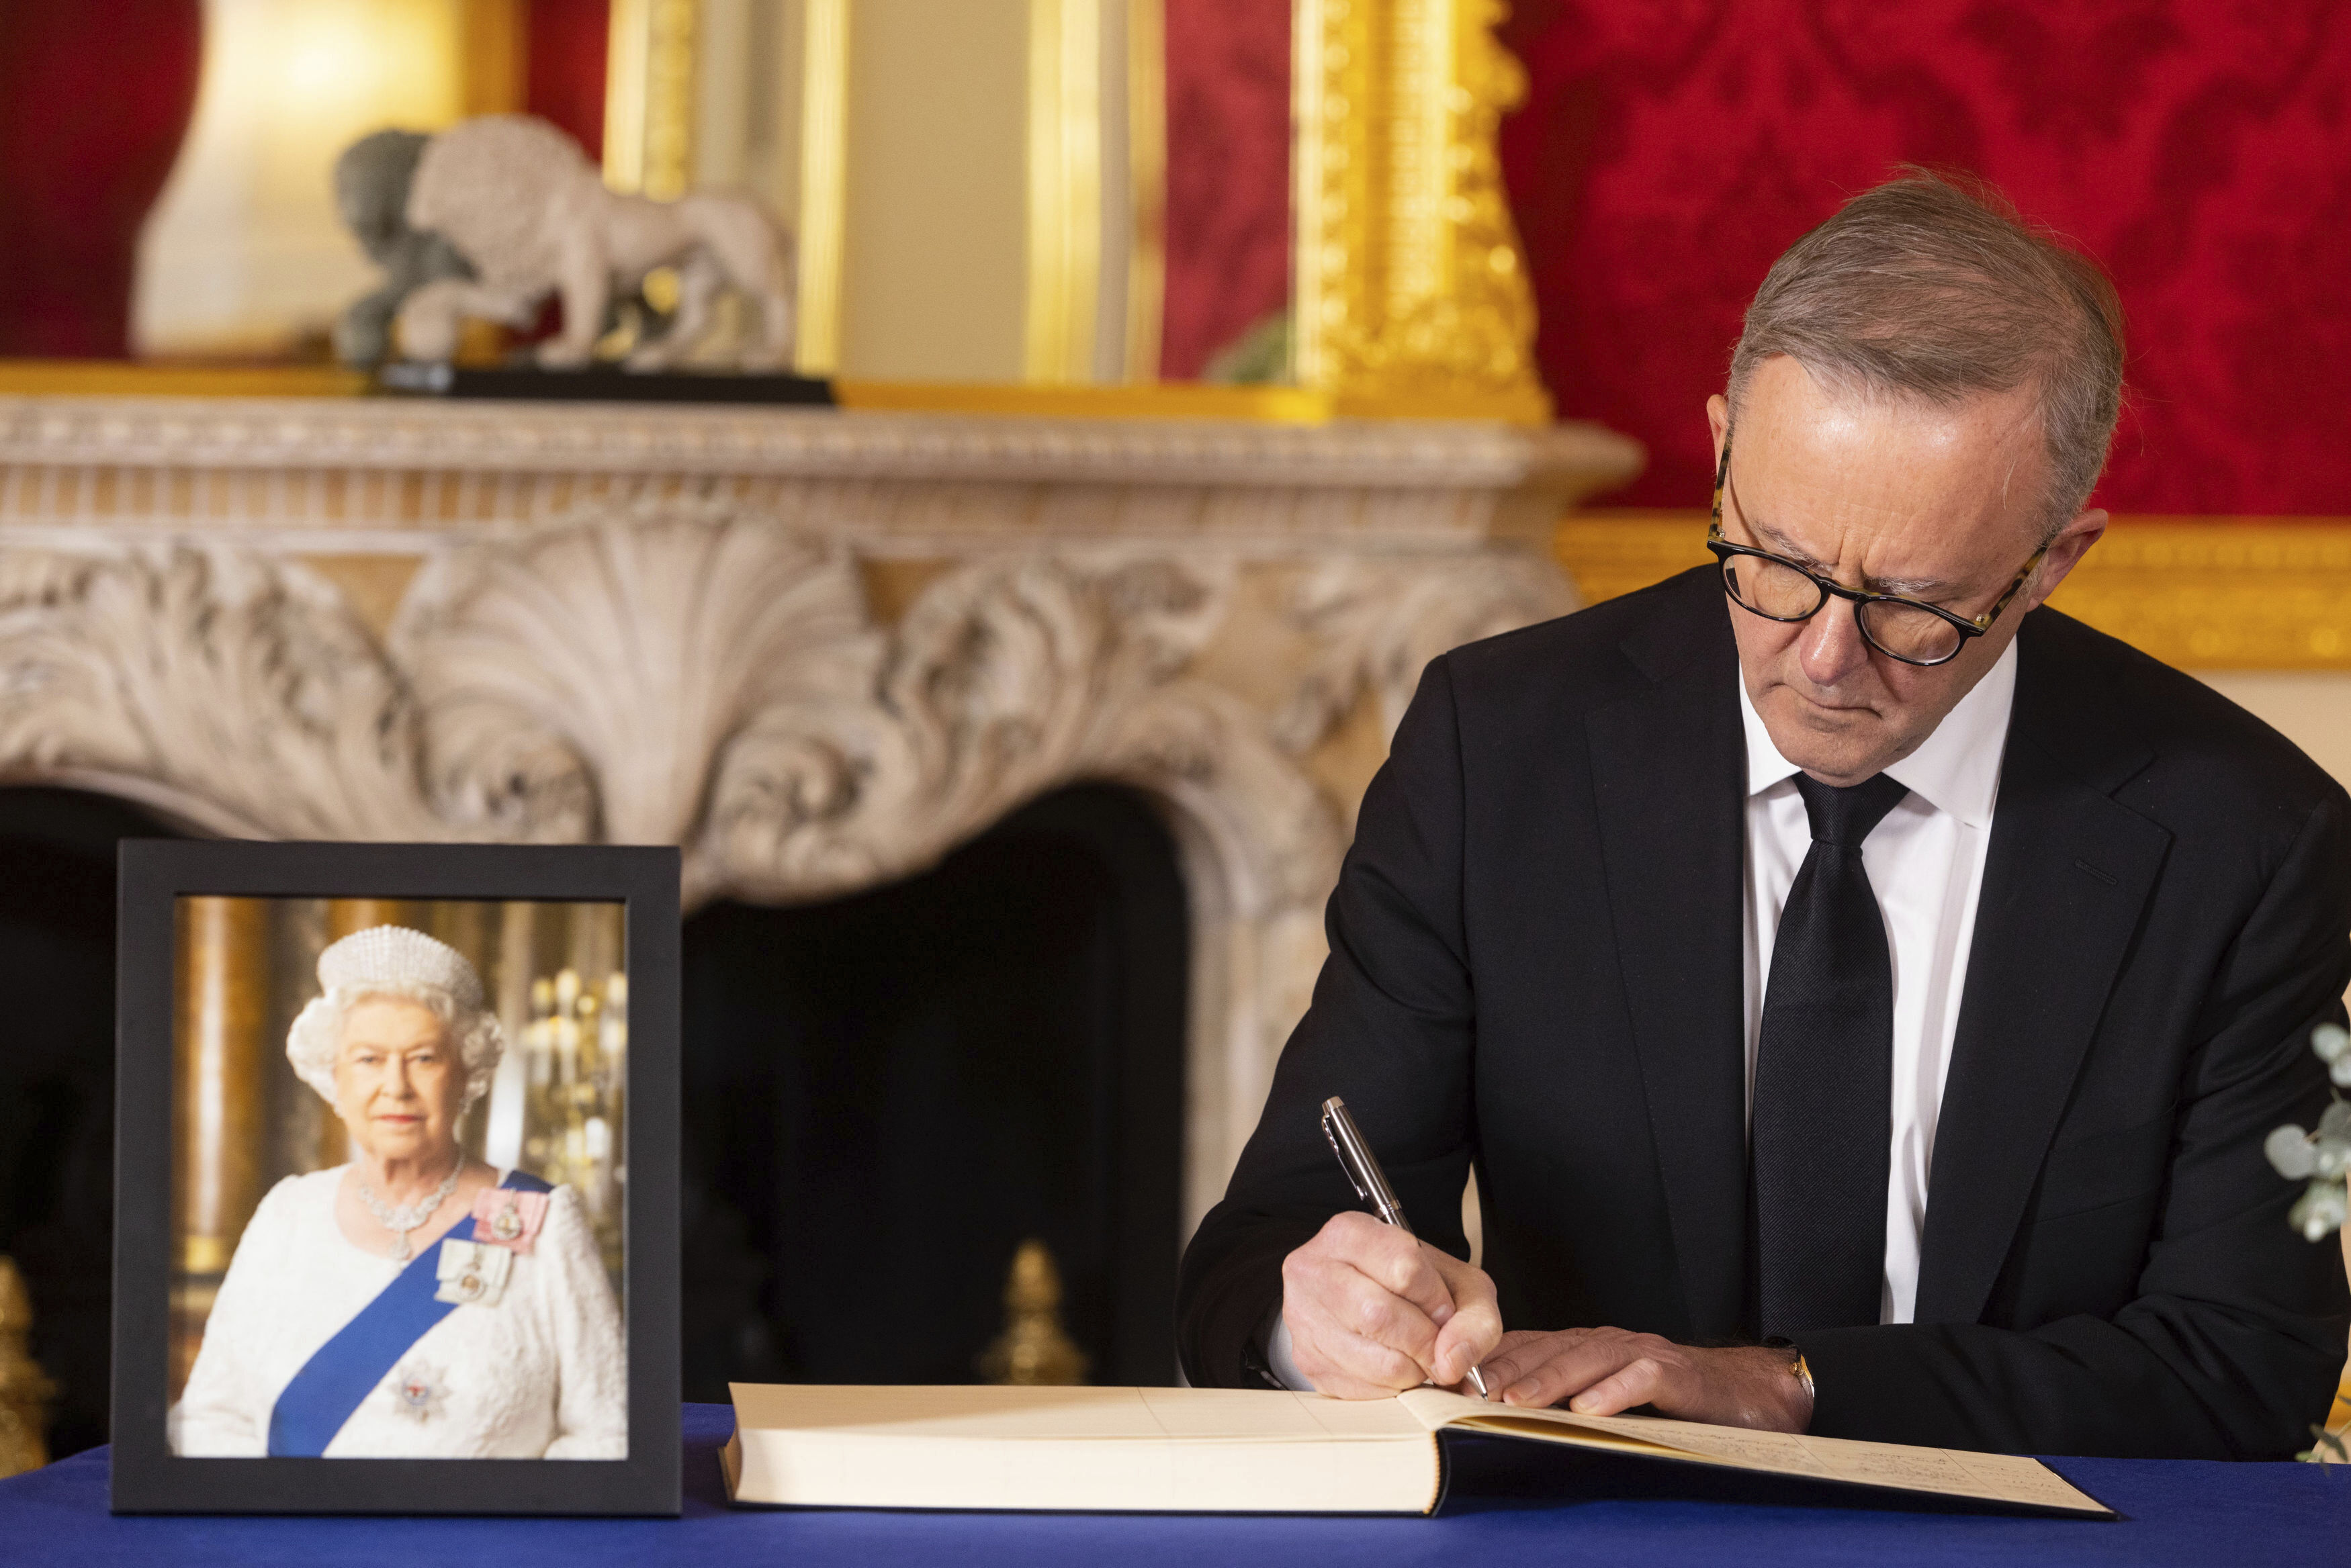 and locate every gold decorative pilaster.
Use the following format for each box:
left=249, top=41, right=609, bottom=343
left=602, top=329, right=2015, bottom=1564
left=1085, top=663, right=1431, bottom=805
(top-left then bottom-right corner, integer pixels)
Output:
left=1026, top=0, right=1106, bottom=383
left=603, top=0, right=650, bottom=192
left=1292, top=0, right=1550, bottom=421
left=795, top=0, right=852, bottom=375
left=1123, top=0, right=1167, bottom=383
left=605, top=0, right=699, bottom=198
